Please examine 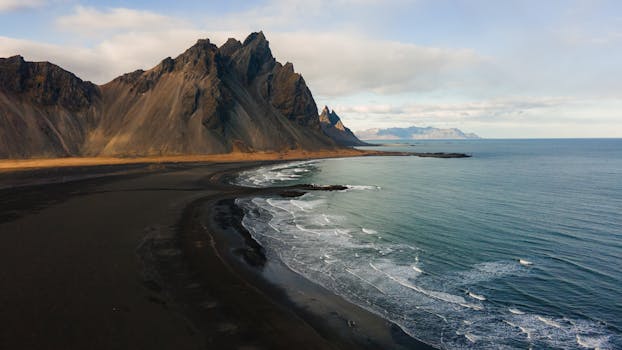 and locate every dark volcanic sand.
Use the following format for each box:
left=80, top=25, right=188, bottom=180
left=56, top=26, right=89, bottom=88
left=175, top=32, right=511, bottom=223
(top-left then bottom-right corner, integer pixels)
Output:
left=0, top=162, right=435, bottom=349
